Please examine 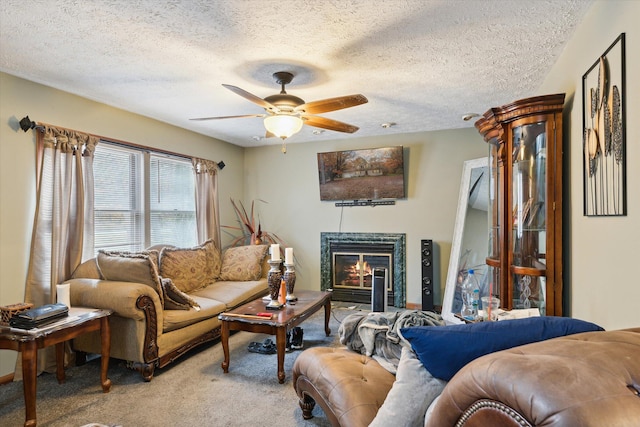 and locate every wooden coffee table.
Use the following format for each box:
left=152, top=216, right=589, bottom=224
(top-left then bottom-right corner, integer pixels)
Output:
left=0, top=307, right=112, bottom=427
left=219, top=290, right=331, bottom=383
